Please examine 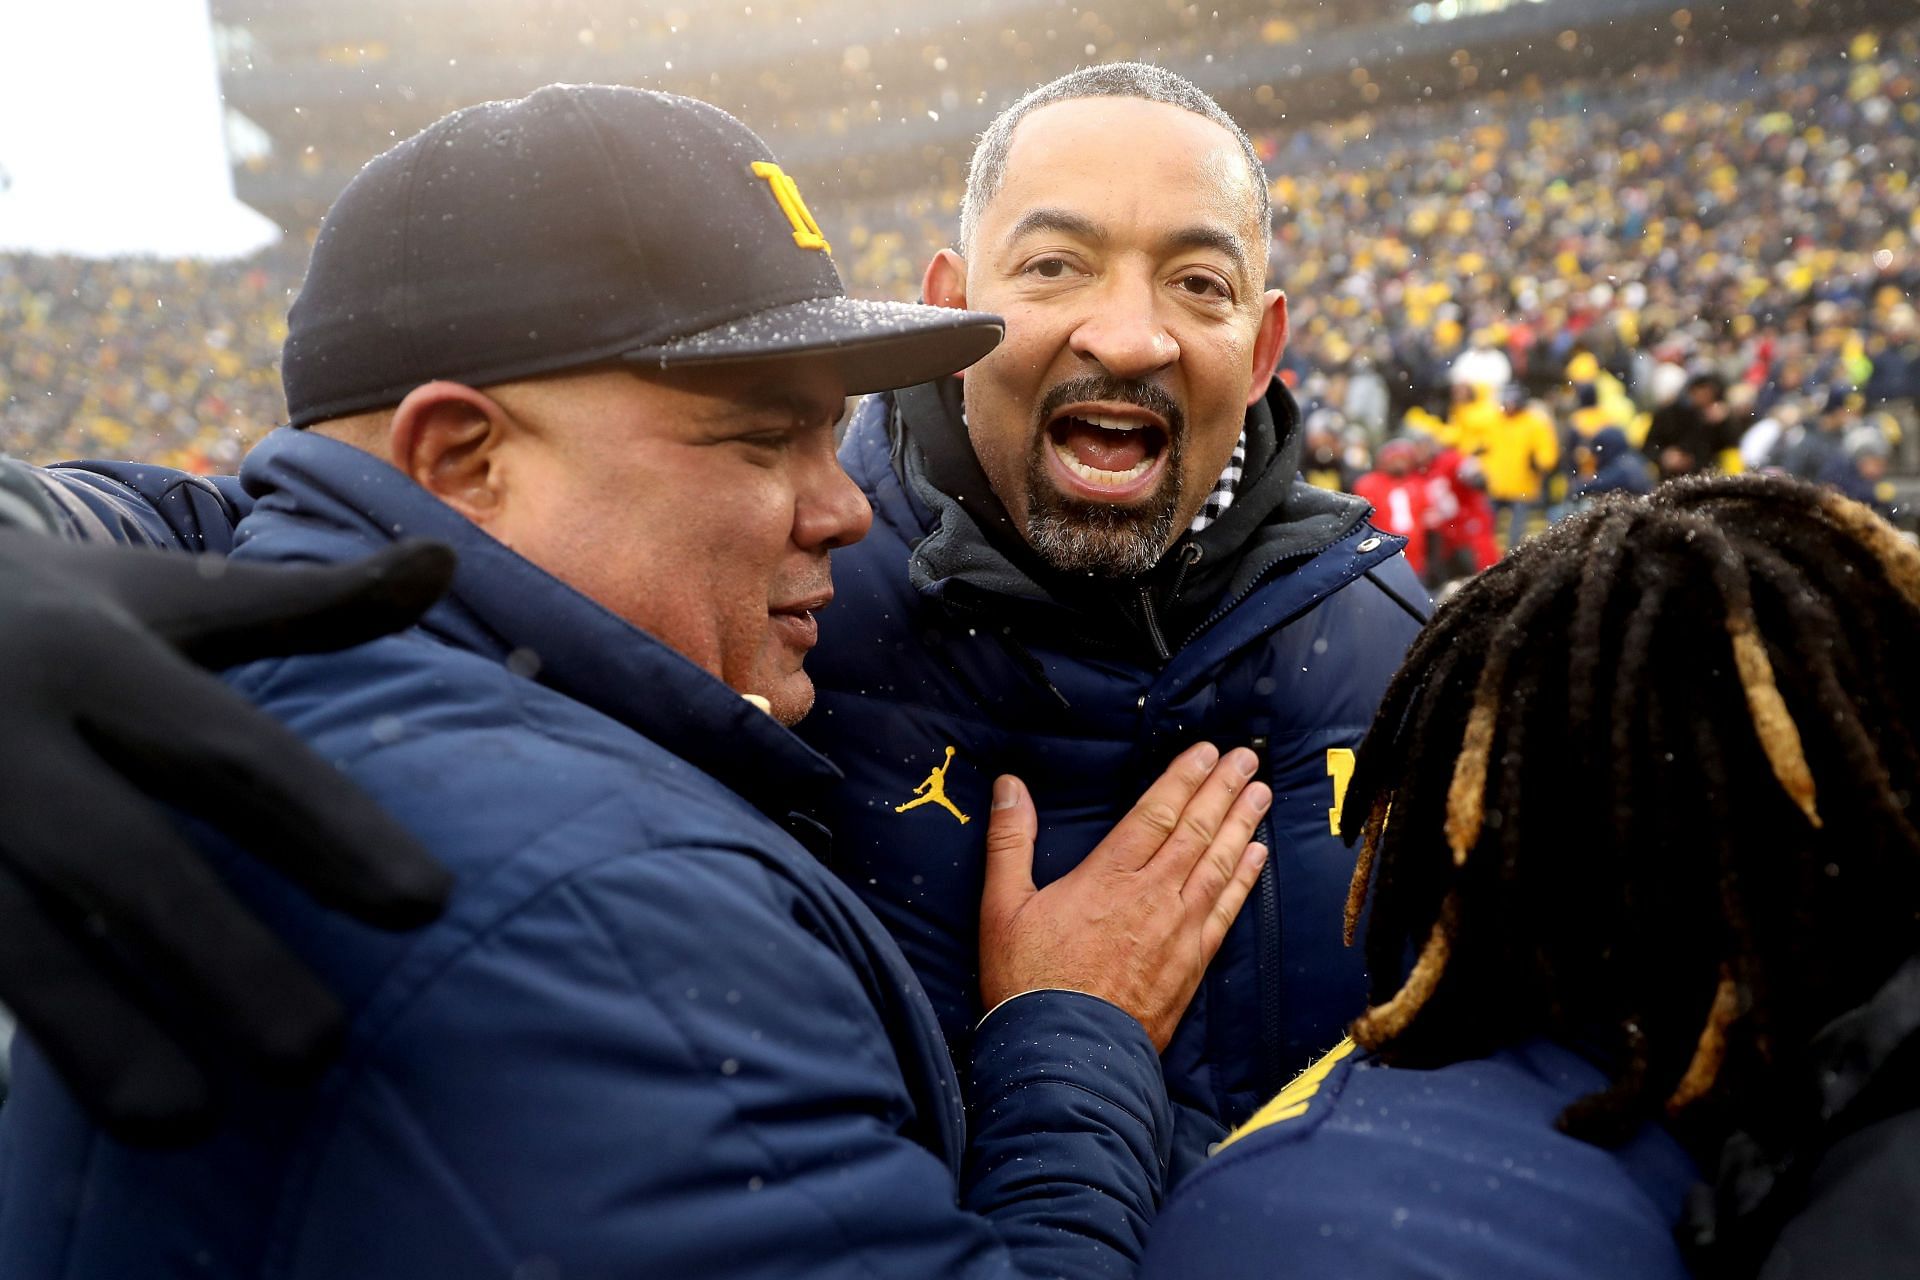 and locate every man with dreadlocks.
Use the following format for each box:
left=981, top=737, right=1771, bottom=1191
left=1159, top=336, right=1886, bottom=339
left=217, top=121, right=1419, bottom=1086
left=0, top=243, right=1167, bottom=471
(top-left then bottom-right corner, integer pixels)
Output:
left=1138, top=473, right=1920, bottom=1279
